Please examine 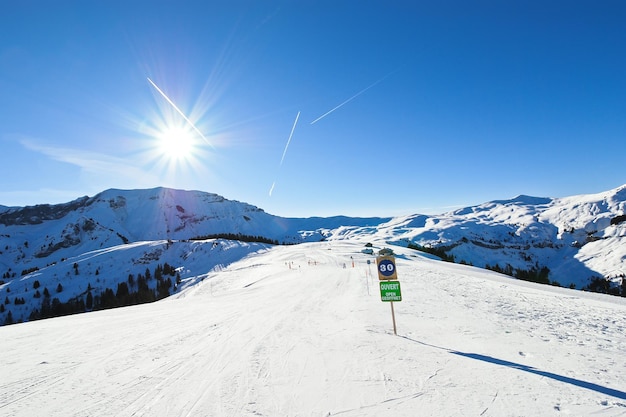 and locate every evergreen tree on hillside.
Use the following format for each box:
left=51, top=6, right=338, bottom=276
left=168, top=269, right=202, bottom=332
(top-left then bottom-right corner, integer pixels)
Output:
left=116, top=282, right=129, bottom=299
left=4, top=310, right=13, bottom=325
left=128, top=274, right=135, bottom=288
